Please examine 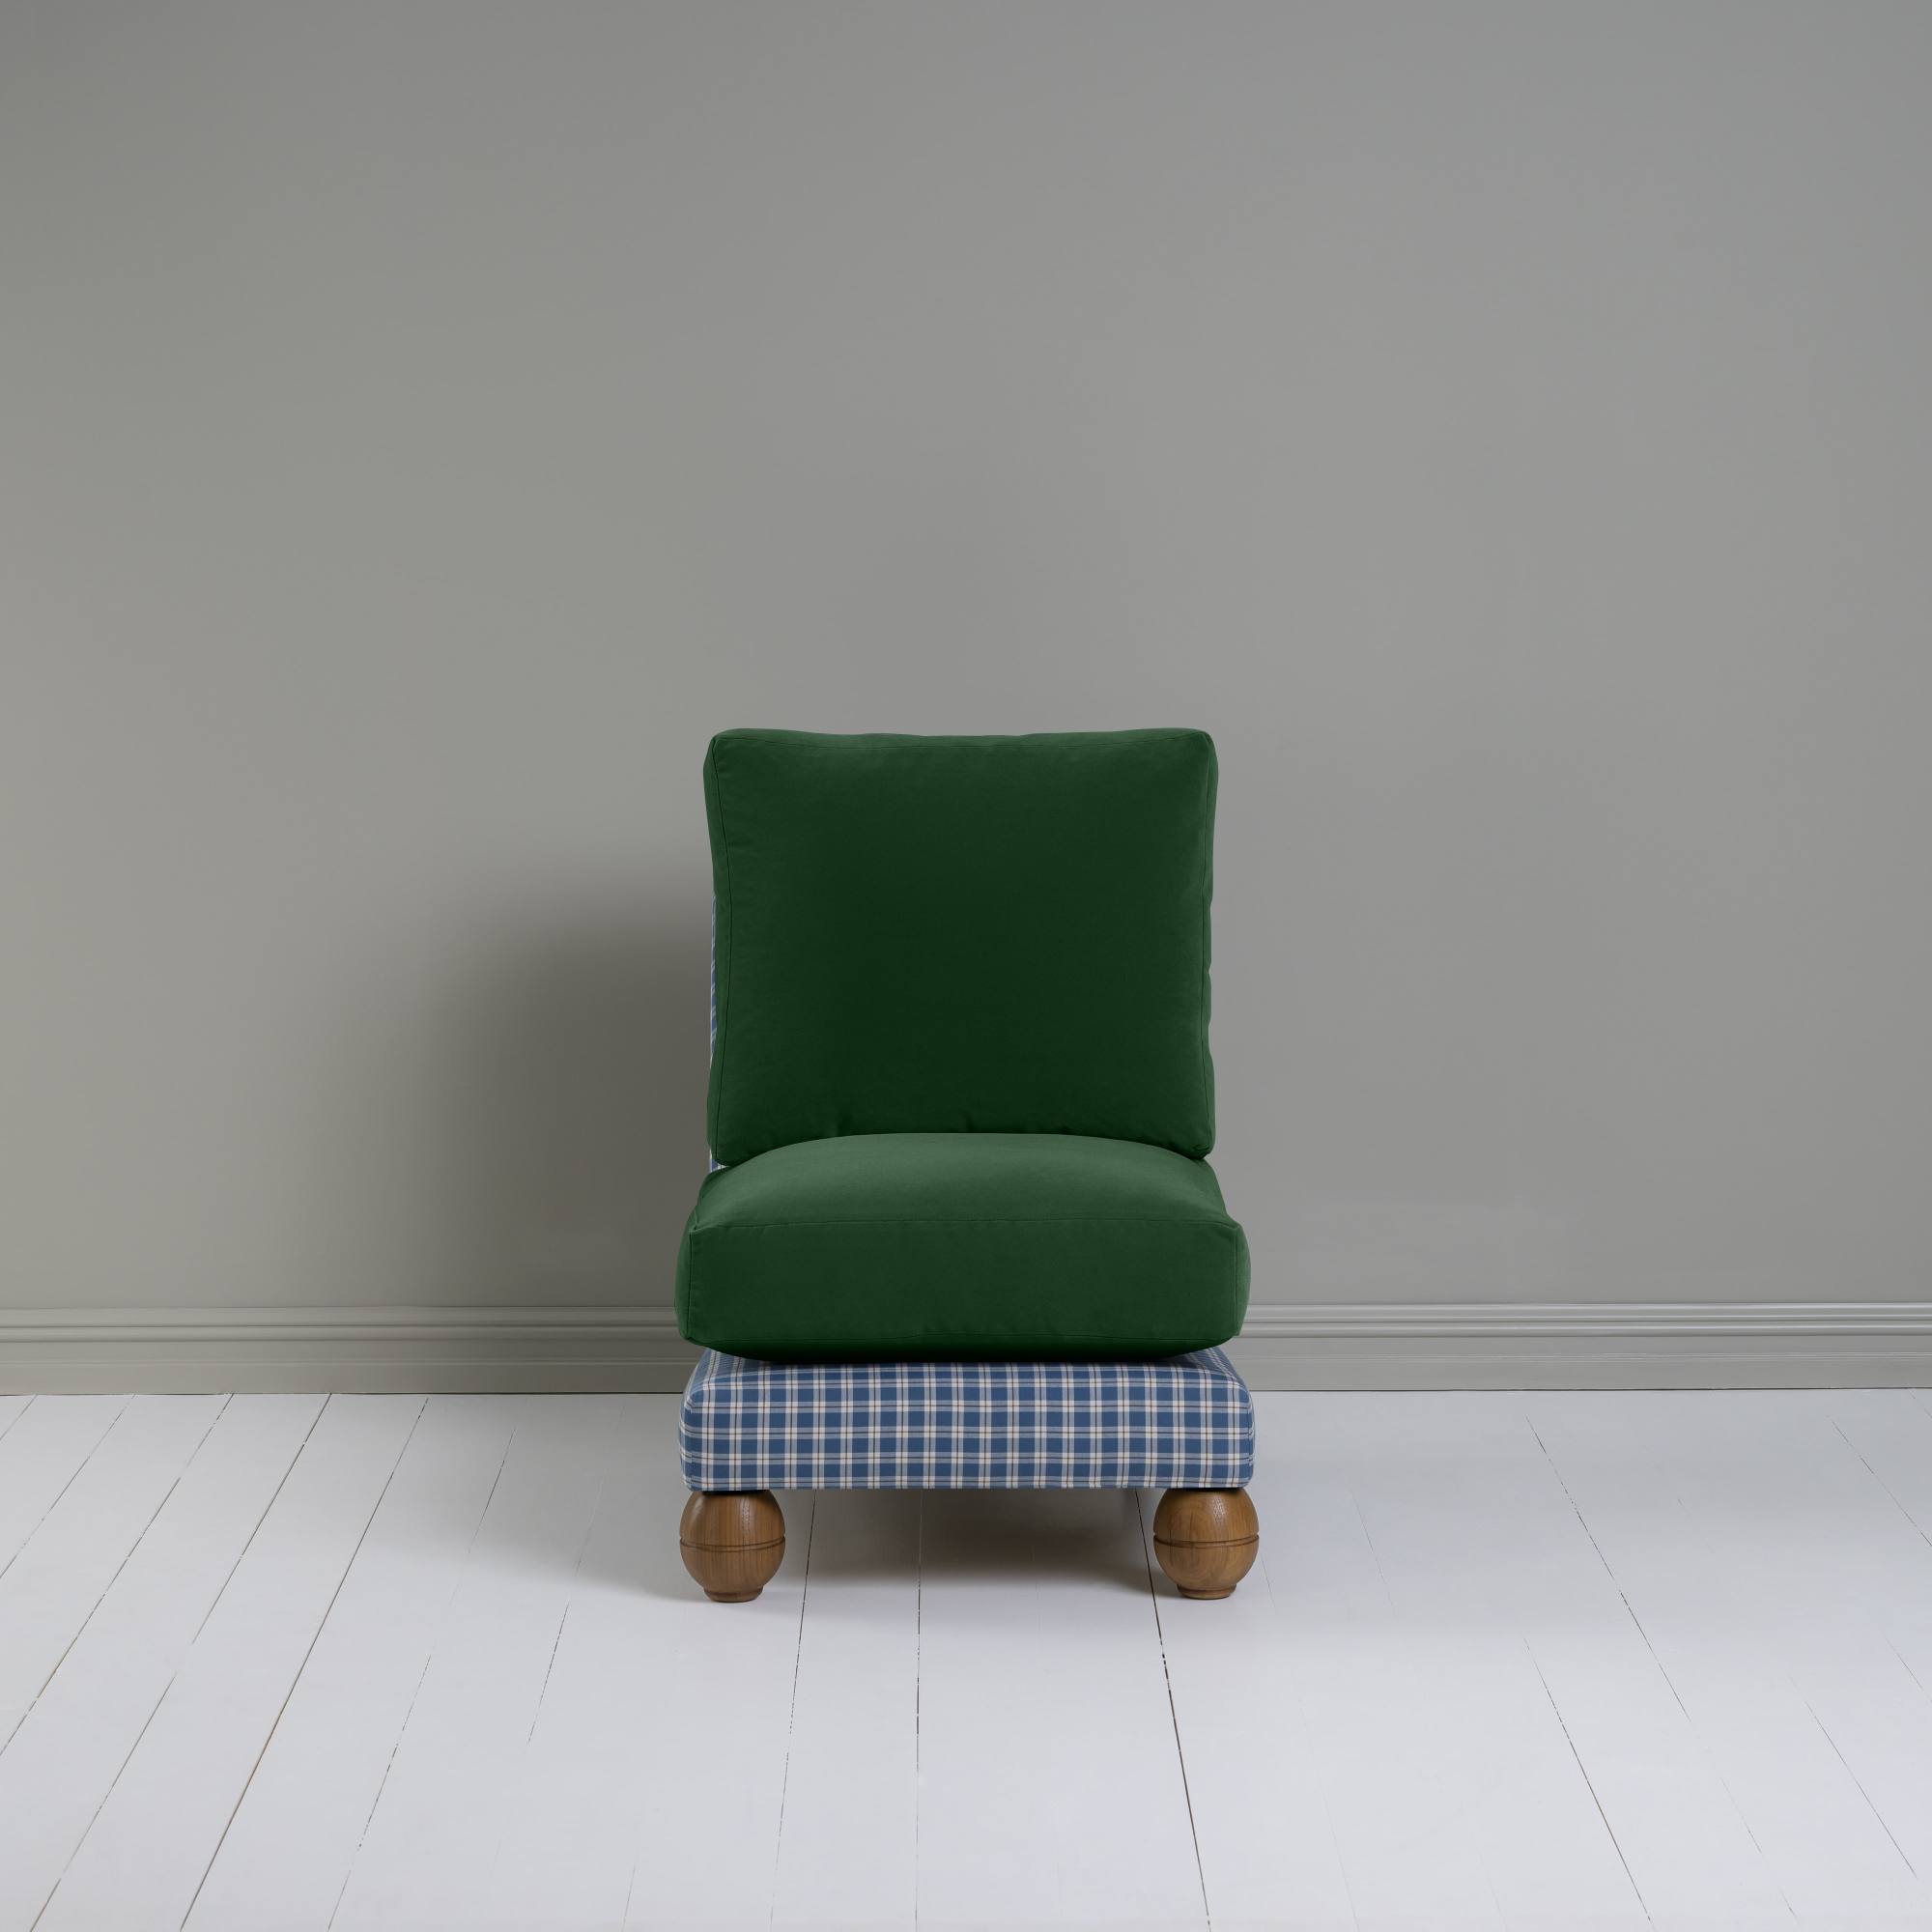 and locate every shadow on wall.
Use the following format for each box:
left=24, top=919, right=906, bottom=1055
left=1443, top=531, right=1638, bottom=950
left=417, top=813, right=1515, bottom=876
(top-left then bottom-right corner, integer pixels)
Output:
left=392, top=908, right=719, bottom=1306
